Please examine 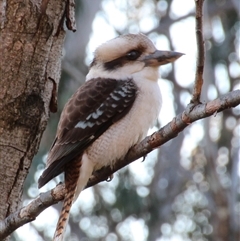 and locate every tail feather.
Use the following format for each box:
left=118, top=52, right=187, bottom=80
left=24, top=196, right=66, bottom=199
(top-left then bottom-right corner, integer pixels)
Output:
left=53, top=159, right=82, bottom=241
left=53, top=154, right=94, bottom=241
